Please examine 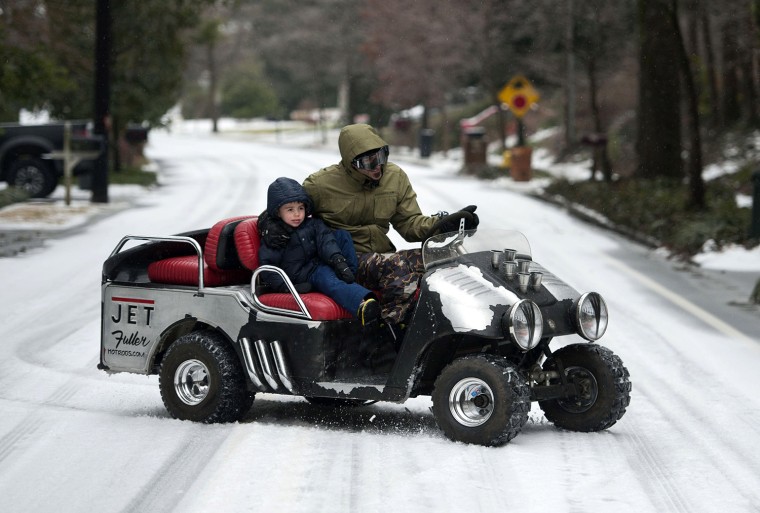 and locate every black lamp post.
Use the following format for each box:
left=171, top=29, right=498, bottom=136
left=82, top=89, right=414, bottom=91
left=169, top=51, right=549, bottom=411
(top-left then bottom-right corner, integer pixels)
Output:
left=91, top=0, right=111, bottom=203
